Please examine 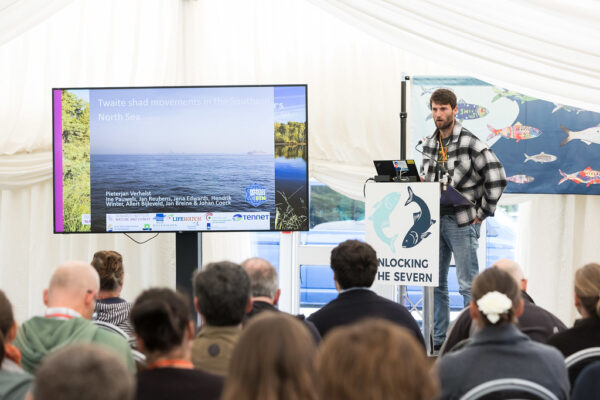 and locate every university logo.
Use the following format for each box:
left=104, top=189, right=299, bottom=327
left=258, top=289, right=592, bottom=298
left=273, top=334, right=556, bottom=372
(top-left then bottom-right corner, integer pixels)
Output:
left=245, top=183, right=267, bottom=207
